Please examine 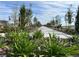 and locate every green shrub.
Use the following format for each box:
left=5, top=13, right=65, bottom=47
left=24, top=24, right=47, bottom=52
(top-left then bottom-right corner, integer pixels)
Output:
left=67, top=45, right=79, bottom=56
left=72, top=35, right=79, bottom=47
left=44, top=34, right=70, bottom=57
left=7, top=31, right=36, bottom=57
left=6, top=30, right=79, bottom=57
left=32, top=31, right=71, bottom=57
left=0, top=37, right=5, bottom=48
left=33, top=30, right=44, bottom=39
left=32, top=30, right=46, bottom=56
left=66, top=35, right=79, bottom=56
